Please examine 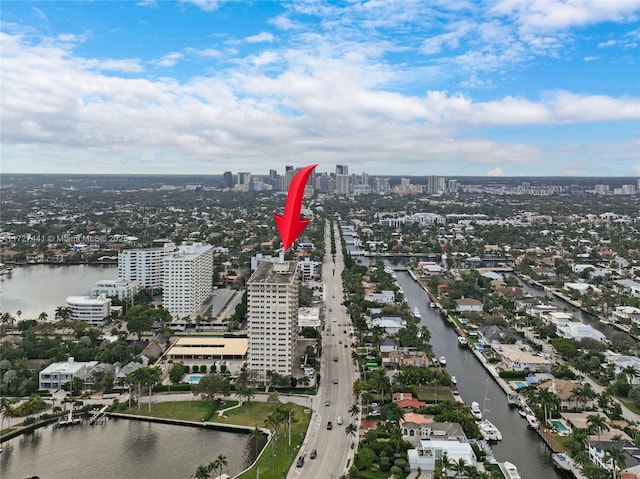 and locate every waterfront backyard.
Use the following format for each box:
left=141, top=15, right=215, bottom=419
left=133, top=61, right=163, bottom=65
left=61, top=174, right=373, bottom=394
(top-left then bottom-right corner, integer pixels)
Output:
left=121, top=399, right=311, bottom=479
